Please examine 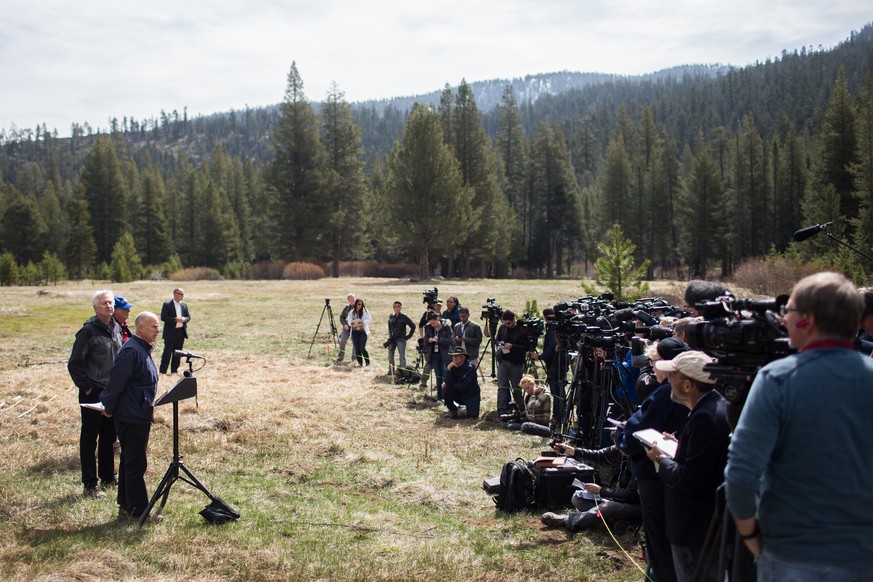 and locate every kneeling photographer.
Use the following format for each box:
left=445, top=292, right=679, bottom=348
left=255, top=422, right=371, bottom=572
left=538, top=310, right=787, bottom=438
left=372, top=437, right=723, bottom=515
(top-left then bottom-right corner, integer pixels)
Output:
left=442, top=347, right=480, bottom=419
